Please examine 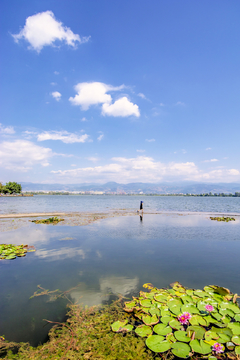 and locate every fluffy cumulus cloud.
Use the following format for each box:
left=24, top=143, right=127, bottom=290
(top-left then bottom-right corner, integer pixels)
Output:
left=50, top=156, right=240, bottom=183
left=12, top=11, right=90, bottom=52
left=37, top=131, right=89, bottom=143
left=0, top=123, right=15, bottom=135
left=102, top=97, right=140, bottom=117
left=69, top=82, right=140, bottom=117
left=0, top=140, right=54, bottom=171
left=51, top=91, right=61, bottom=101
